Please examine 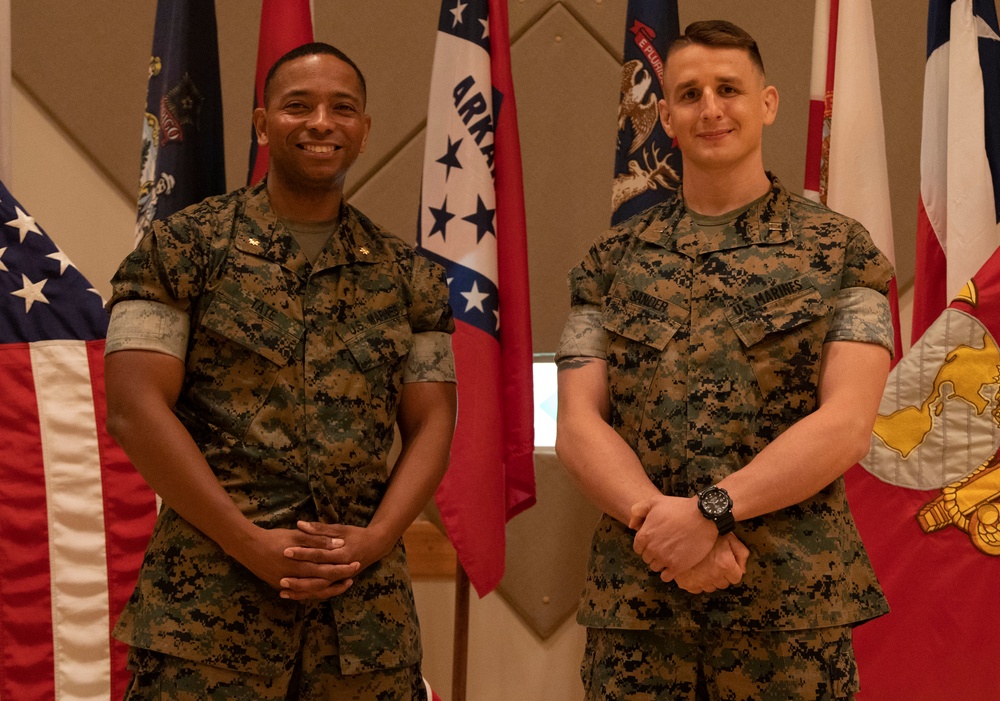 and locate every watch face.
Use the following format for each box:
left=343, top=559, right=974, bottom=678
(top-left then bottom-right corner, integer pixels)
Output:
left=700, top=489, right=731, bottom=516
